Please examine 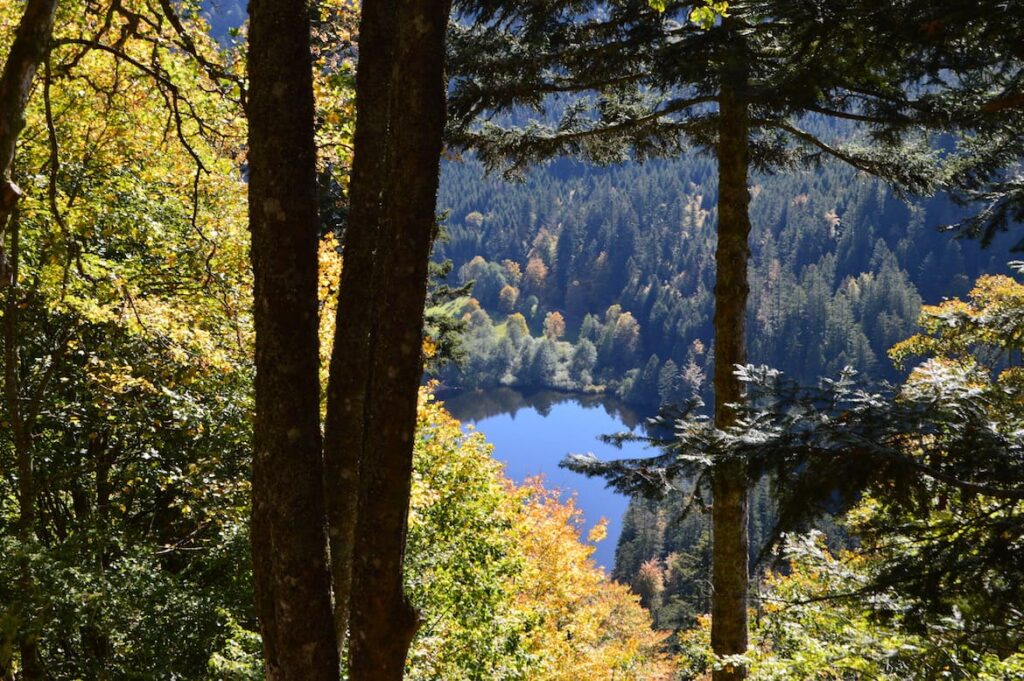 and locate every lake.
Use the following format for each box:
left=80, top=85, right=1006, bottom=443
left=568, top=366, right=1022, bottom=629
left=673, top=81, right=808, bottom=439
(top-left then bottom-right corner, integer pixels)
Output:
left=441, top=388, right=653, bottom=572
